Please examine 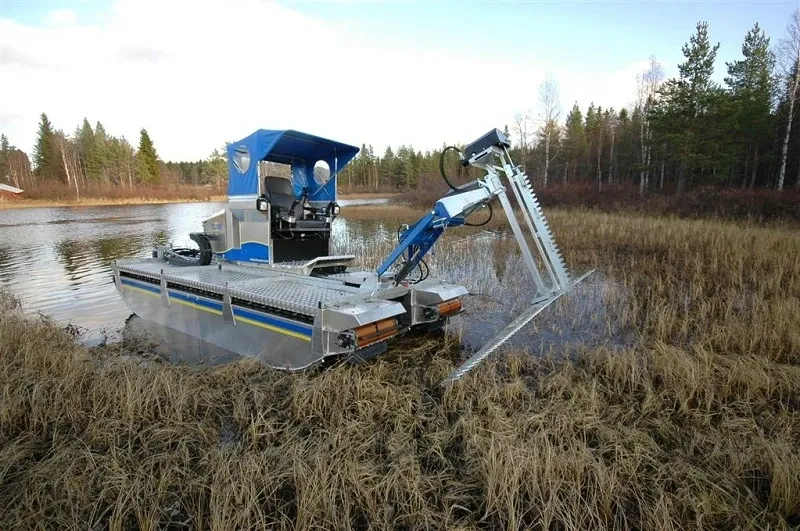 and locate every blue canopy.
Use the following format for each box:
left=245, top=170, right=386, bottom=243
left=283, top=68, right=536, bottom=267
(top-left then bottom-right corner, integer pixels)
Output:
left=227, top=129, right=359, bottom=202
